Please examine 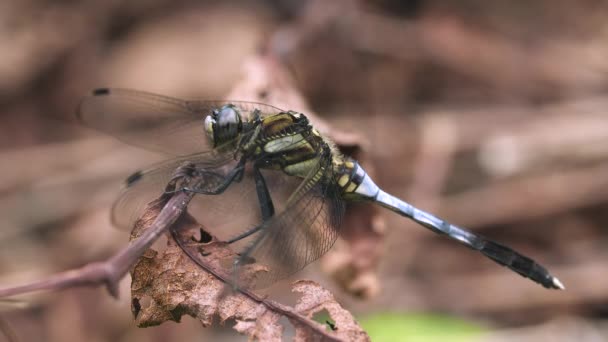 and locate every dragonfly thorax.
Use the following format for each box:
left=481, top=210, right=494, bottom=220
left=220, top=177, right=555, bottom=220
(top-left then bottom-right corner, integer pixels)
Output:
left=204, top=104, right=243, bottom=147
